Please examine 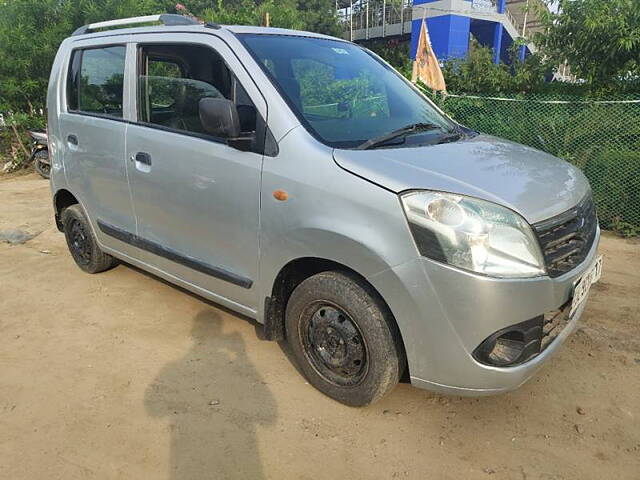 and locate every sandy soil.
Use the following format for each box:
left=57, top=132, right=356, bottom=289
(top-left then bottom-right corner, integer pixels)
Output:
left=1, top=173, right=639, bottom=480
